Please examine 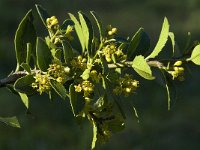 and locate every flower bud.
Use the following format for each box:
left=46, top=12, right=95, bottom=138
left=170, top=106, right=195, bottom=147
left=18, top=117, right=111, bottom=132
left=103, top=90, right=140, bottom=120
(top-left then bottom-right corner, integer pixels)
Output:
left=132, top=81, right=139, bottom=87
left=173, top=67, right=179, bottom=71
left=56, top=77, right=63, bottom=83
left=174, top=61, right=182, bottom=66
left=51, top=16, right=56, bottom=20
left=78, top=55, right=82, bottom=61
left=125, top=88, right=131, bottom=93
left=108, top=31, right=113, bottom=36
left=178, top=67, right=184, bottom=72
left=111, top=28, right=117, bottom=33
left=51, top=19, right=58, bottom=26
left=64, top=67, right=70, bottom=73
